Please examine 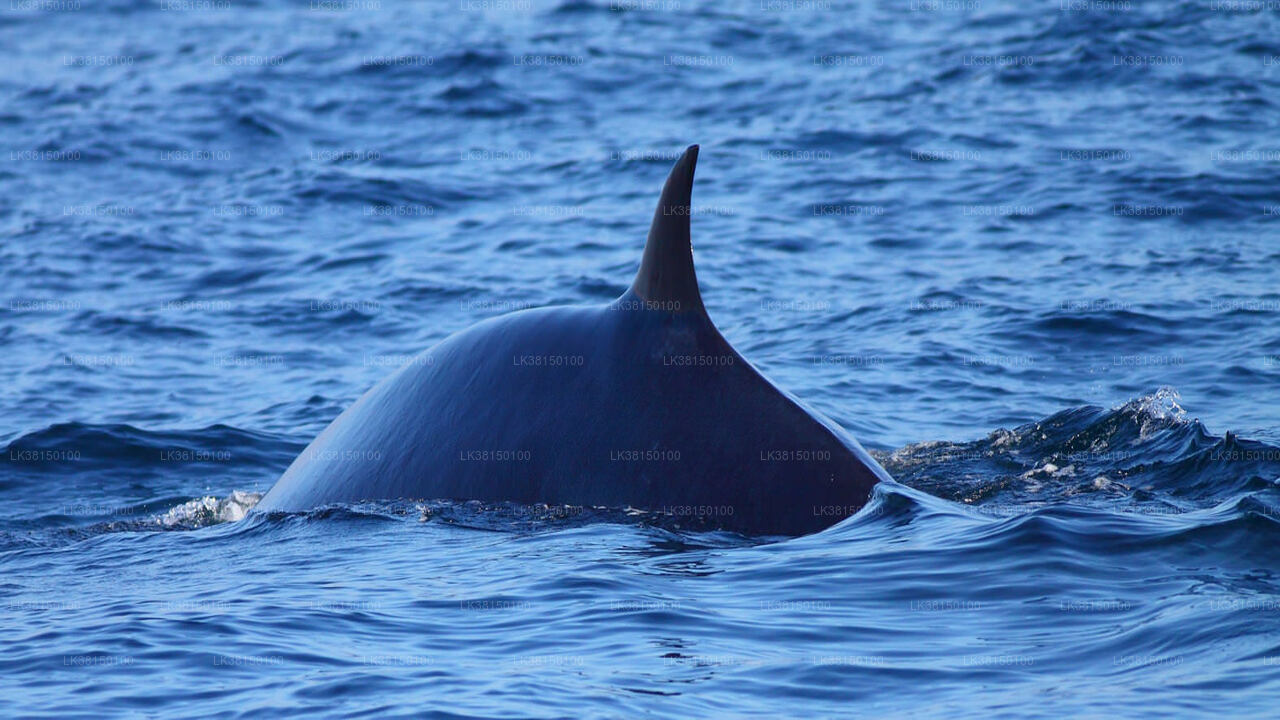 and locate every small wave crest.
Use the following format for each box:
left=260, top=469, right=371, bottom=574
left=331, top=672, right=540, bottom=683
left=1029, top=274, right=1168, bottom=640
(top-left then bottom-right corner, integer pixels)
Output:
left=882, top=387, right=1279, bottom=512
left=156, top=490, right=262, bottom=529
